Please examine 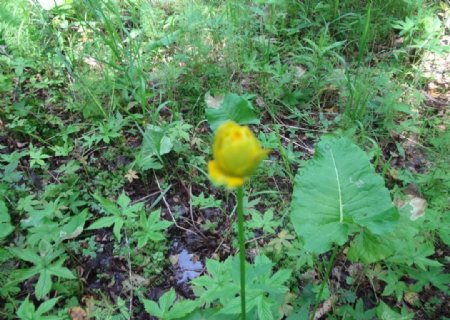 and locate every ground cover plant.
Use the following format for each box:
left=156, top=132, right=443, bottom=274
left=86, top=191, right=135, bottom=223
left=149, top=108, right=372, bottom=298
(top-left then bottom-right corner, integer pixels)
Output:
left=0, top=0, right=449, bottom=319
